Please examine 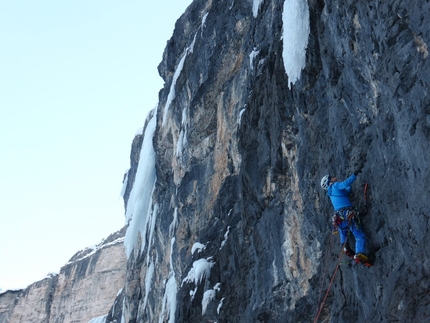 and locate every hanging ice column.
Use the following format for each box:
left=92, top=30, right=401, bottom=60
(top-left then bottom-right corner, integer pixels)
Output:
left=252, top=0, right=264, bottom=17
left=124, top=112, right=157, bottom=258
left=282, top=0, right=310, bottom=89
left=162, top=34, right=197, bottom=126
